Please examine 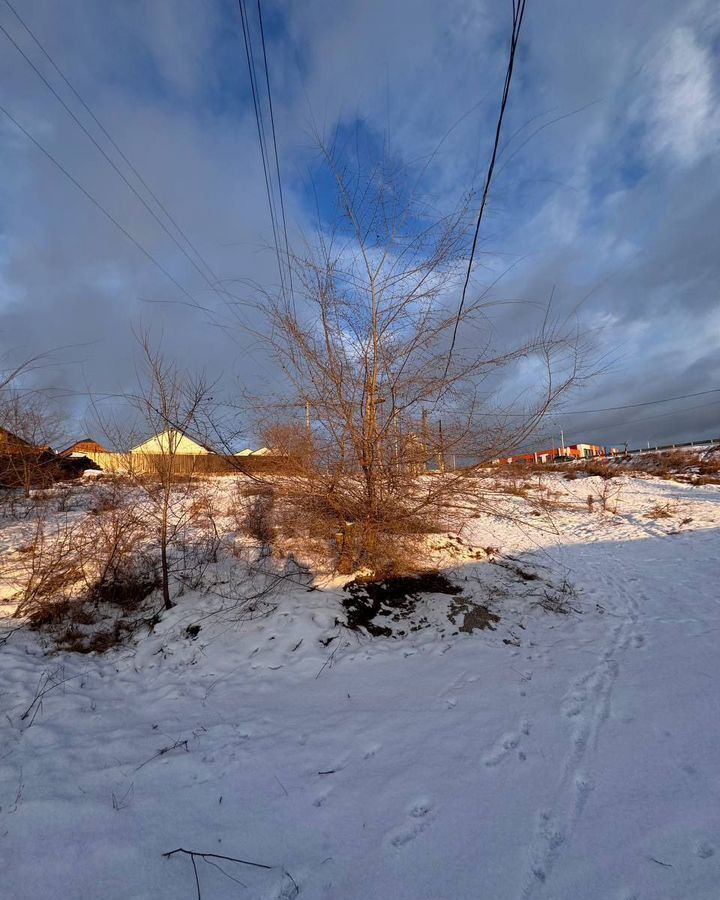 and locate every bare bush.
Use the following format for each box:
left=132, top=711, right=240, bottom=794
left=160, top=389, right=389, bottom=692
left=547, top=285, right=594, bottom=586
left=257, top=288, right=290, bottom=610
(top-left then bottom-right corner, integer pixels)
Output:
left=645, top=500, right=677, bottom=520
left=10, top=511, right=87, bottom=620
left=243, top=493, right=275, bottom=546
left=98, top=332, right=214, bottom=609
left=244, top=146, right=587, bottom=575
left=6, top=483, right=158, bottom=650
left=598, top=481, right=622, bottom=514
